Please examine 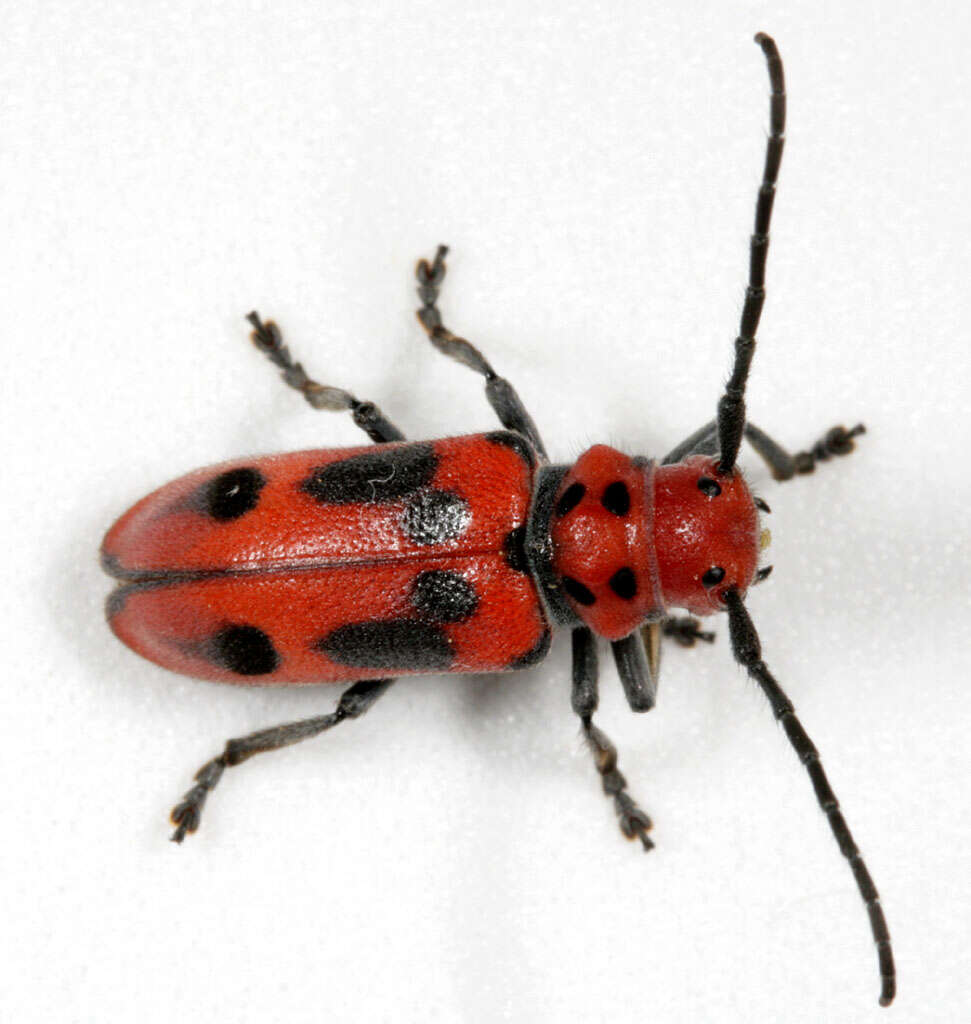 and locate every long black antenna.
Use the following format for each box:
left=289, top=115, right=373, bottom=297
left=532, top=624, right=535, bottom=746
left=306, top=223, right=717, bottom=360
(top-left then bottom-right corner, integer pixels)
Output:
left=717, top=33, right=786, bottom=474
left=723, top=589, right=895, bottom=1007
